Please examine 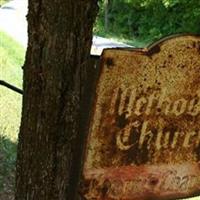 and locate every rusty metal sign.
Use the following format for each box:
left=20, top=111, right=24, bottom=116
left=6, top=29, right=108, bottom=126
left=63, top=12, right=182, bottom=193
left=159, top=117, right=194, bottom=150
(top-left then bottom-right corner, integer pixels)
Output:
left=81, top=35, right=200, bottom=200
